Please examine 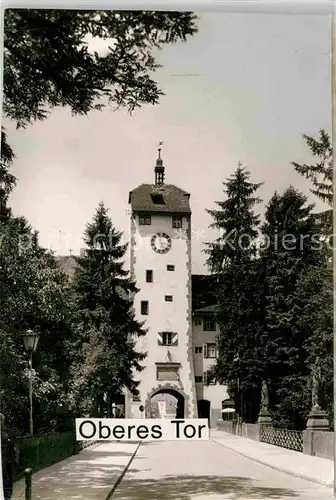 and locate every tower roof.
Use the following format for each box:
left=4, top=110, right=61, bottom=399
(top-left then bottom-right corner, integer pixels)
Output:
left=128, top=183, right=191, bottom=214
left=129, top=145, right=191, bottom=213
